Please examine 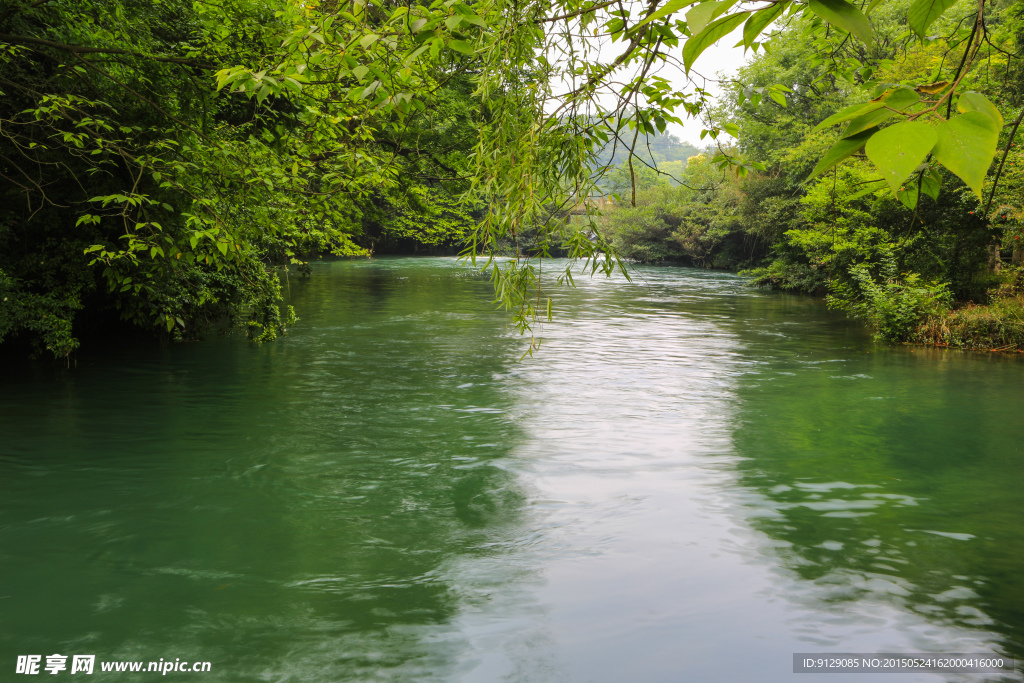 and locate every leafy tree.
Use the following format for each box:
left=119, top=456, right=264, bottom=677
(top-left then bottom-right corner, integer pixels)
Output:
left=0, top=0, right=485, bottom=357
left=361, top=185, right=479, bottom=253
left=3, top=0, right=1020, bottom=357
